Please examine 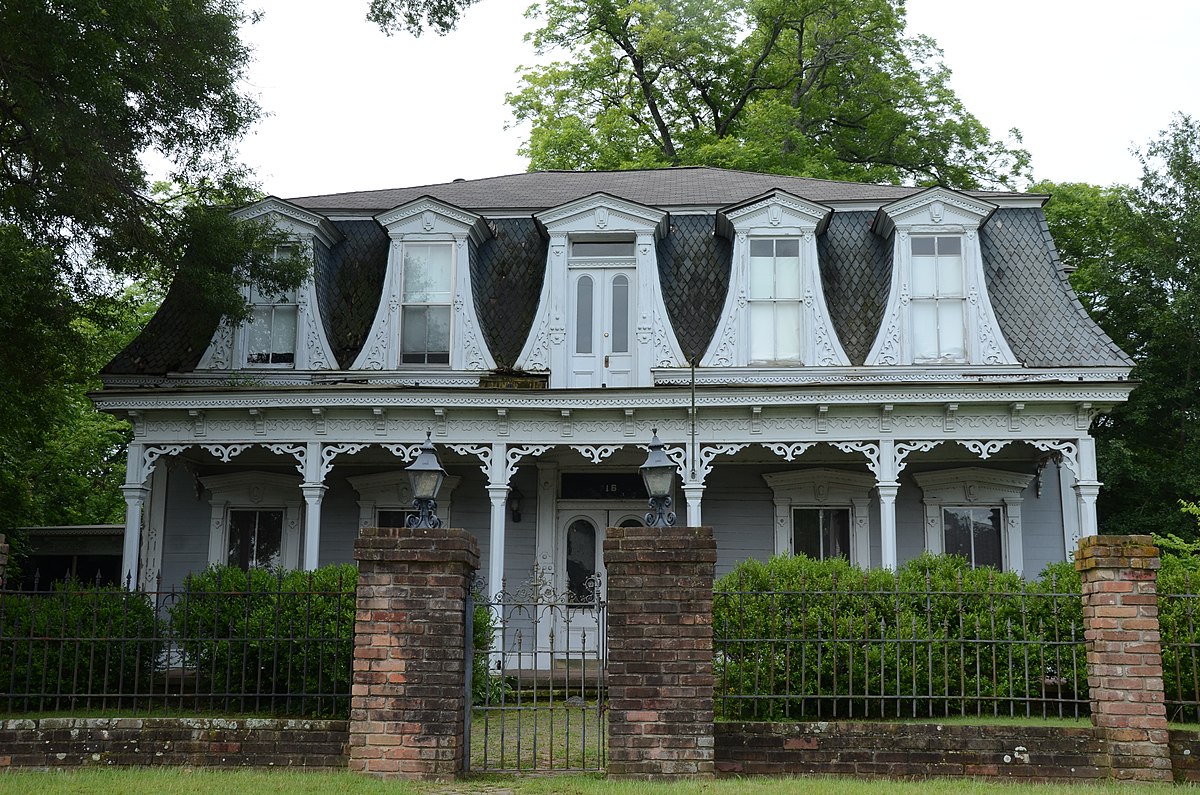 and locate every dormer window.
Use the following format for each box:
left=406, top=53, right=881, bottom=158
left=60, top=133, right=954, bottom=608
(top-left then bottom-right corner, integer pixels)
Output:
left=400, top=243, right=453, bottom=365
left=246, top=283, right=298, bottom=366
left=748, top=238, right=802, bottom=363
left=910, top=235, right=966, bottom=363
